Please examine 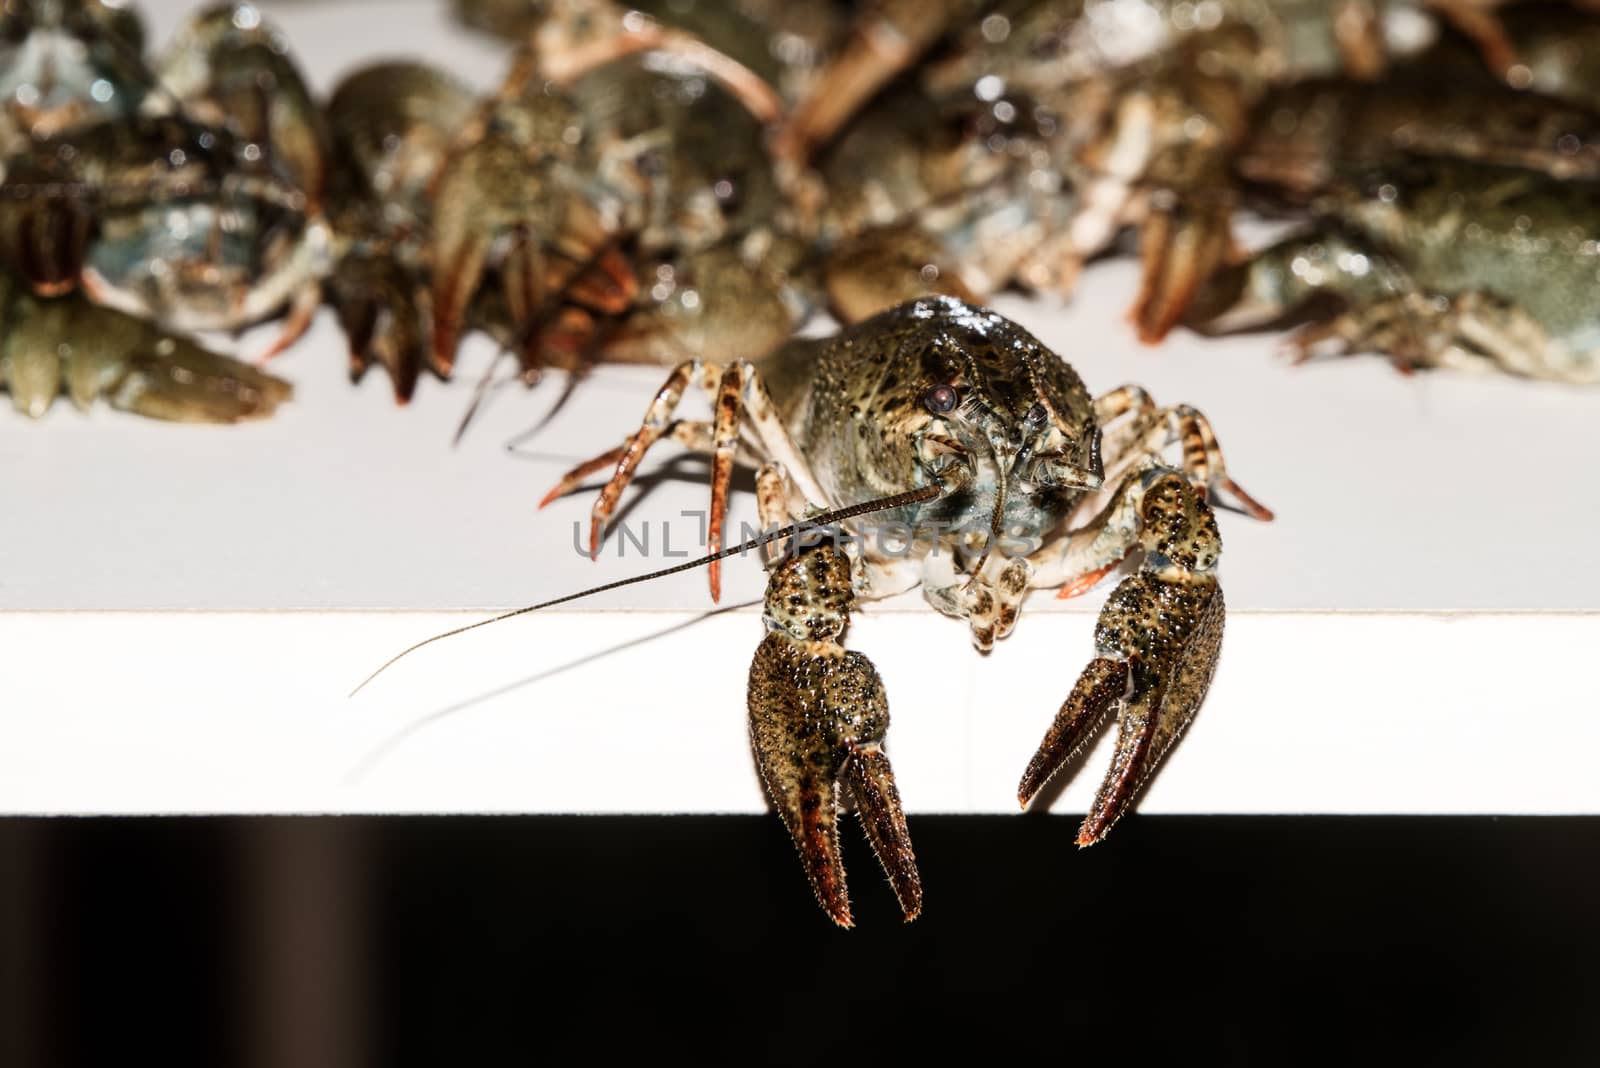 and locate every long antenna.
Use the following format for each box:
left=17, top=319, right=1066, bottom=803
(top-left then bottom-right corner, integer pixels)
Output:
left=350, top=483, right=943, bottom=696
